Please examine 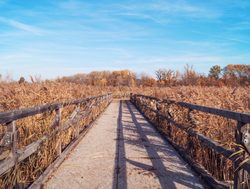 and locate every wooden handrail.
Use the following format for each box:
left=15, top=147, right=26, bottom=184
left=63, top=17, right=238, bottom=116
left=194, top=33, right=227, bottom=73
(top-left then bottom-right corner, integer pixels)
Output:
left=137, top=103, right=250, bottom=172
left=0, top=93, right=112, bottom=180
left=130, top=93, right=250, bottom=189
left=0, top=93, right=112, bottom=124
left=133, top=94, right=250, bottom=123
